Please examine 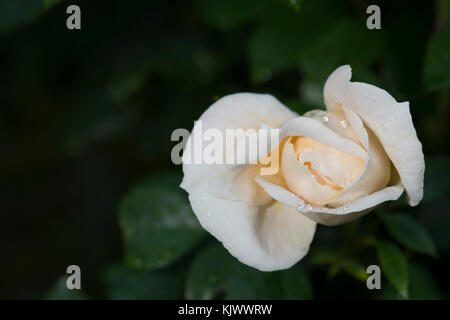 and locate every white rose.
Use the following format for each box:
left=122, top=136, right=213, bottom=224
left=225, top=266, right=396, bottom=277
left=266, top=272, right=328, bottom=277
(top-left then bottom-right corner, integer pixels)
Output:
left=180, top=65, right=425, bottom=271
